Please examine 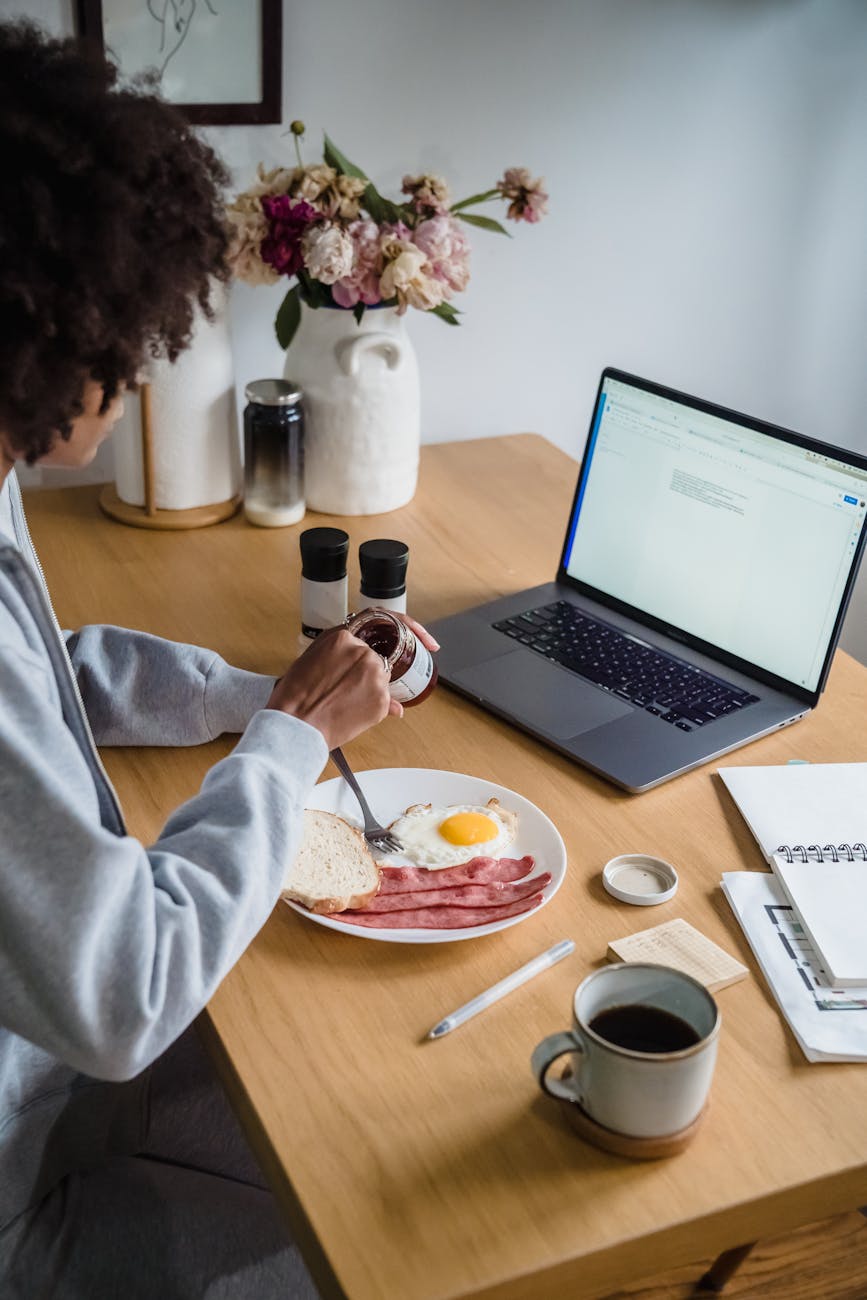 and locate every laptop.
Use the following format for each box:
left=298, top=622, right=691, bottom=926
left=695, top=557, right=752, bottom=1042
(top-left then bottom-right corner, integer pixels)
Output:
left=430, top=368, right=867, bottom=792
